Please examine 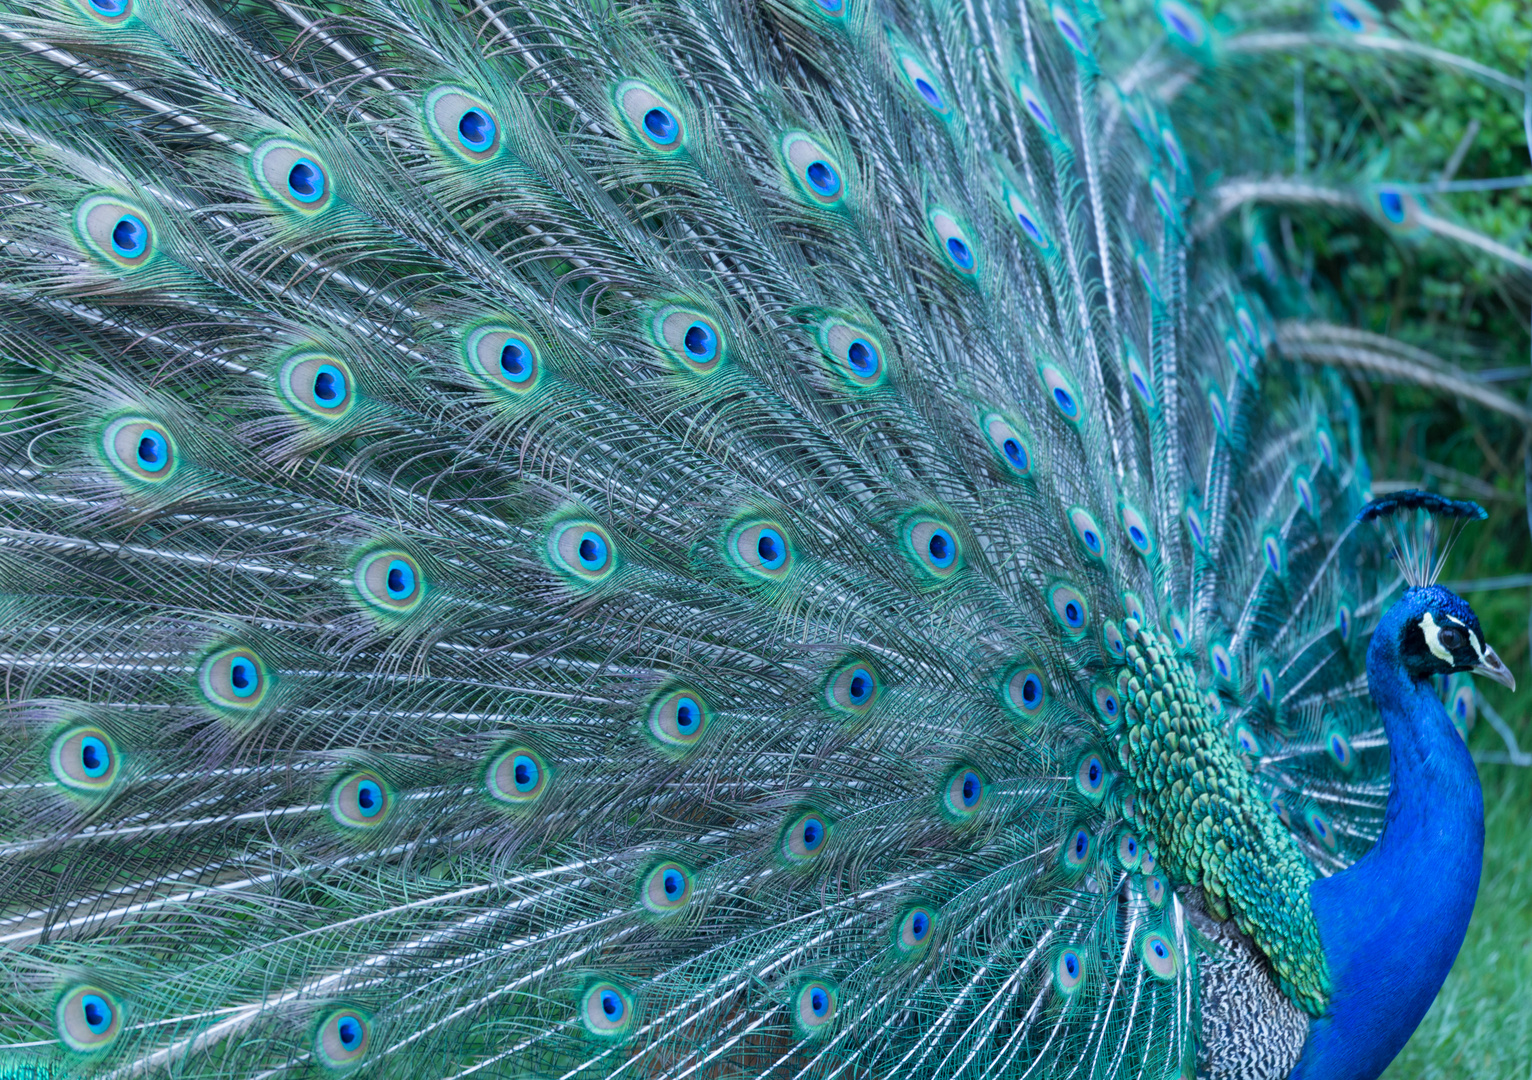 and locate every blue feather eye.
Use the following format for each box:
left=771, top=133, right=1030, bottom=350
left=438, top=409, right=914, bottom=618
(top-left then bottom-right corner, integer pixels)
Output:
left=354, top=550, right=426, bottom=613
left=905, top=517, right=961, bottom=579
left=1005, top=666, right=1048, bottom=720
left=783, top=134, right=847, bottom=206
left=1209, top=642, right=1235, bottom=683
left=943, top=767, right=985, bottom=817
left=1004, top=189, right=1053, bottom=252
left=1305, top=807, right=1338, bottom=851
left=75, top=196, right=155, bottom=268
left=253, top=139, right=334, bottom=214
left=1117, top=832, right=1142, bottom=869
left=1140, top=932, right=1179, bottom=980
left=1054, top=948, right=1085, bottom=992
left=826, top=660, right=880, bottom=715
left=1119, top=504, right=1154, bottom=557
left=583, top=982, right=634, bottom=1038
left=1102, top=620, right=1126, bottom=658
left=315, top=1009, right=370, bottom=1067
left=1040, top=364, right=1083, bottom=424
left=465, top=325, right=542, bottom=396
left=1315, top=427, right=1336, bottom=470
left=1143, top=873, right=1168, bottom=907
left=79, top=0, right=133, bottom=21
left=1293, top=473, right=1316, bottom=515
left=1049, top=583, right=1089, bottom=635
left=1076, top=754, right=1107, bottom=800
left=642, top=861, right=695, bottom=913
left=330, top=771, right=391, bottom=828
left=648, top=688, right=711, bottom=750
left=280, top=354, right=355, bottom=420
left=819, top=319, right=888, bottom=389
left=616, top=81, right=687, bottom=153
left=783, top=811, right=830, bottom=861
left=1225, top=335, right=1250, bottom=380
left=1125, top=345, right=1155, bottom=408
left=1166, top=611, right=1190, bottom=650
left=795, top=981, right=838, bottom=1033
left=896, top=52, right=950, bottom=116
left=1155, top=0, right=1211, bottom=48
left=728, top=519, right=794, bottom=580
left=1327, top=731, right=1355, bottom=771
left=1135, top=251, right=1159, bottom=299
left=1372, top=185, right=1424, bottom=230
left=1208, top=387, right=1227, bottom=434
left=654, top=307, right=726, bottom=374
left=896, top=906, right=936, bottom=953
left=981, top=414, right=1034, bottom=478
left=50, top=726, right=120, bottom=793
left=198, top=646, right=270, bottom=714
left=930, top=209, right=978, bottom=276
left=1184, top=505, right=1207, bottom=550
left=1262, top=534, right=1285, bottom=576
left=1257, top=667, right=1277, bottom=706
left=1015, top=78, right=1059, bottom=139
left=1068, top=507, right=1107, bottom=561
left=1327, top=0, right=1382, bottom=34
left=549, top=521, right=618, bottom=585
left=1092, top=685, right=1121, bottom=723
left=1051, top=3, right=1089, bottom=55
left=487, top=746, right=550, bottom=804
left=1063, top=827, right=1094, bottom=872
left=1120, top=591, right=1146, bottom=627
left=56, top=985, right=123, bottom=1052
left=1233, top=723, right=1262, bottom=757
left=1335, top=602, right=1353, bottom=642
left=424, top=88, right=501, bottom=161
left=101, top=417, right=177, bottom=484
